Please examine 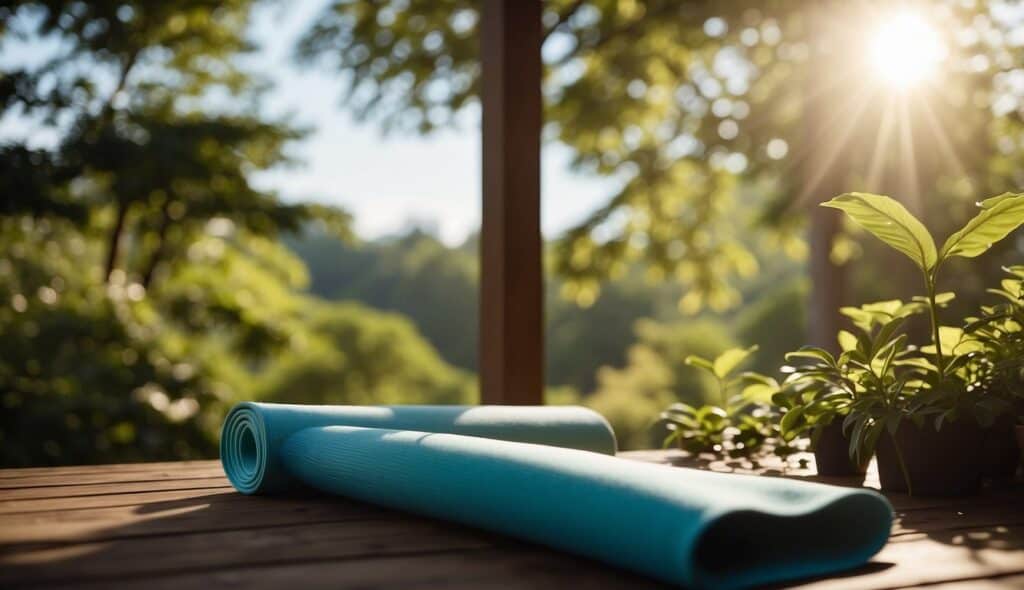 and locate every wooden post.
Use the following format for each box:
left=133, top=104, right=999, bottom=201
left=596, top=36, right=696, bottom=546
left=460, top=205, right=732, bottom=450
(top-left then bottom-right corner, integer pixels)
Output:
left=804, top=2, right=849, bottom=353
left=480, top=0, right=544, bottom=405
